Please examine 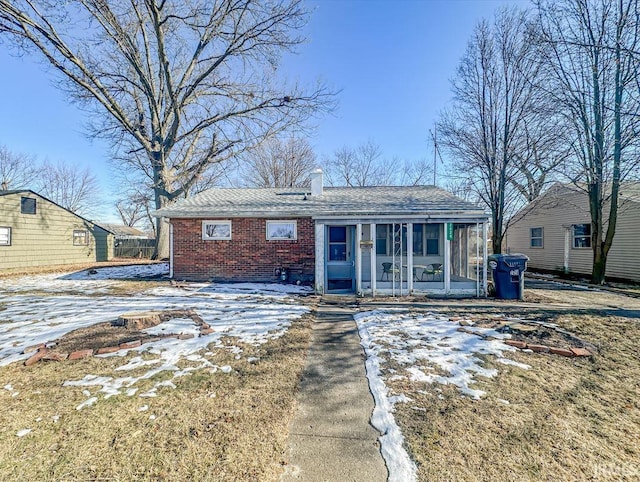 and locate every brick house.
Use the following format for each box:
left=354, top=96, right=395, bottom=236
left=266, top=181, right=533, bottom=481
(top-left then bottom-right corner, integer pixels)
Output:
left=154, top=170, right=490, bottom=296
